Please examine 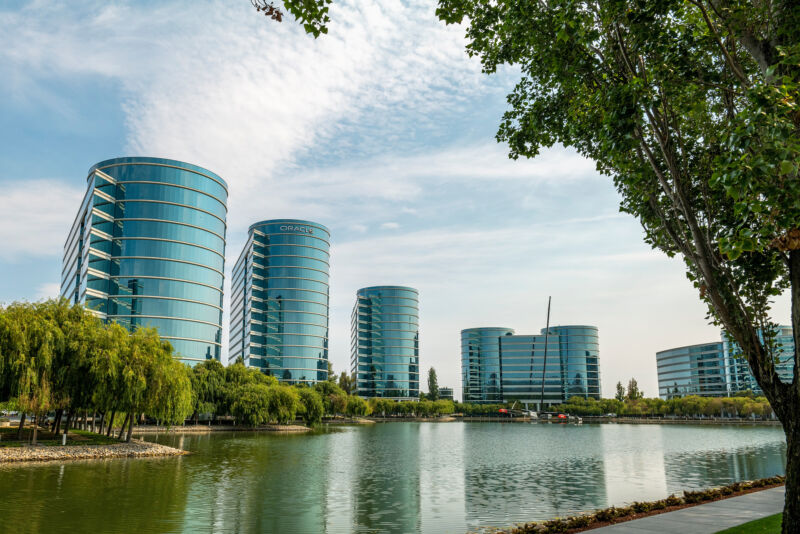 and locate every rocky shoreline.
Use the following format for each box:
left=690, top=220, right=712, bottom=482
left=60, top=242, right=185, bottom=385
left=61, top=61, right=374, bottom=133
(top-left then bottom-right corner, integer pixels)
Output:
left=0, top=440, right=187, bottom=463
